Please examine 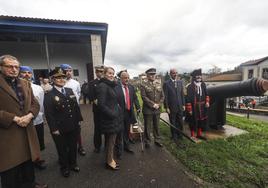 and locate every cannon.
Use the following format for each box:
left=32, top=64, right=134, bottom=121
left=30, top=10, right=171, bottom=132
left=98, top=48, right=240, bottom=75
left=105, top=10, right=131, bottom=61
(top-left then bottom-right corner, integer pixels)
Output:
left=207, top=78, right=268, bottom=129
